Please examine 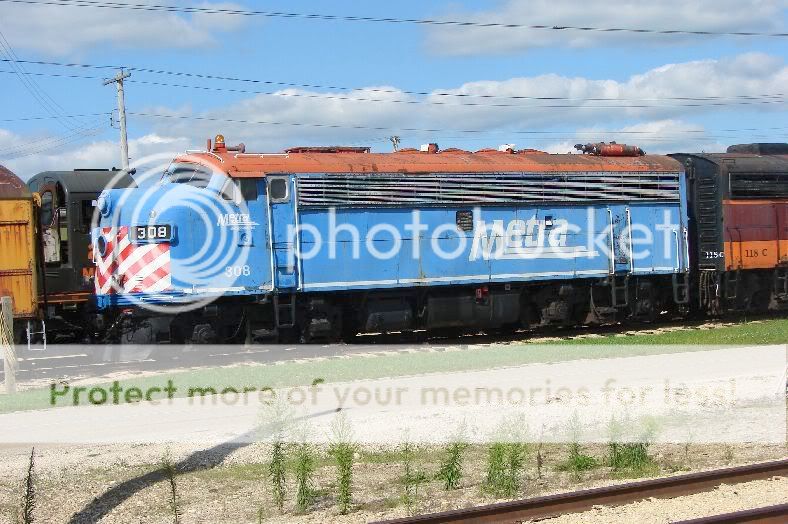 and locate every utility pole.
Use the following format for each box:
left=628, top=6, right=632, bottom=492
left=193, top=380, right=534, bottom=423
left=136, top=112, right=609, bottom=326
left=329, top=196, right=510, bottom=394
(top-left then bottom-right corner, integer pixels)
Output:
left=103, top=69, right=131, bottom=170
